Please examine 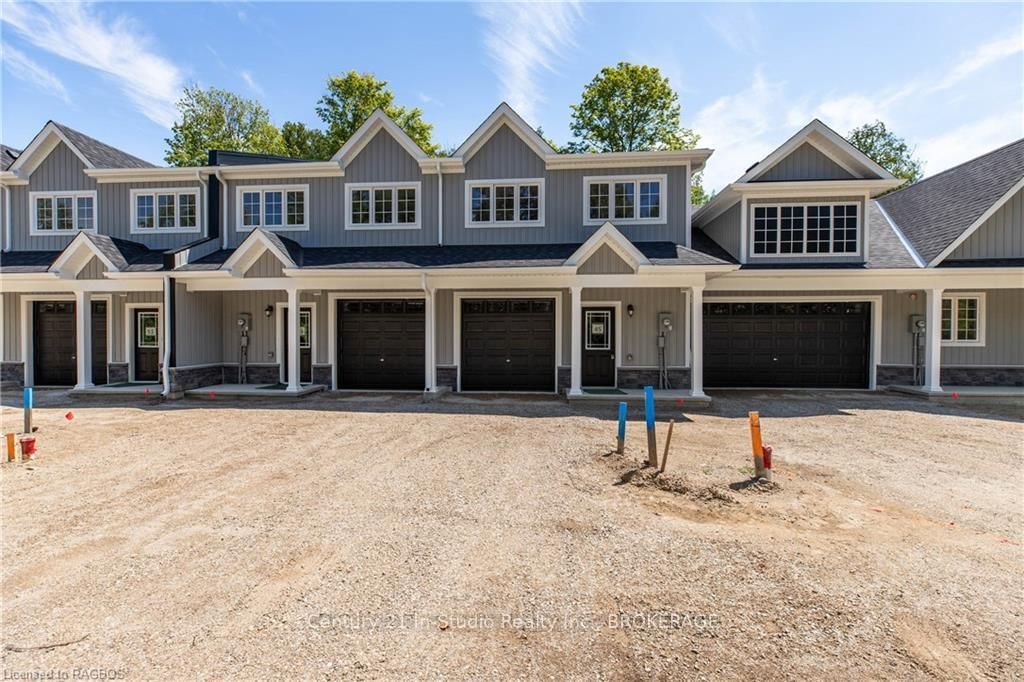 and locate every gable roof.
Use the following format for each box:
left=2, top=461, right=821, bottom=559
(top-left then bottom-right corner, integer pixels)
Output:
left=455, top=102, right=554, bottom=162
left=8, top=121, right=154, bottom=175
left=1, top=145, right=20, bottom=170
left=47, top=232, right=164, bottom=277
left=222, top=228, right=301, bottom=274
left=877, top=138, right=1024, bottom=266
left=331, top=109, right=429, bottom=167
